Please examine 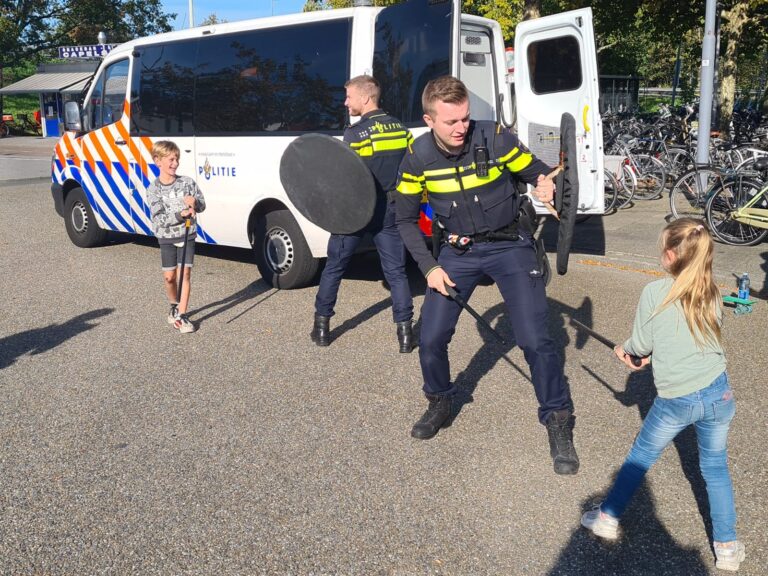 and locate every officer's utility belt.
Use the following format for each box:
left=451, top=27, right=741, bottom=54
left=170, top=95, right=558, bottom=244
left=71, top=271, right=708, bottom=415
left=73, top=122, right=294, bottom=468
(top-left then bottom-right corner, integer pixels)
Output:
left=446, top=222, right=520, bottom=249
